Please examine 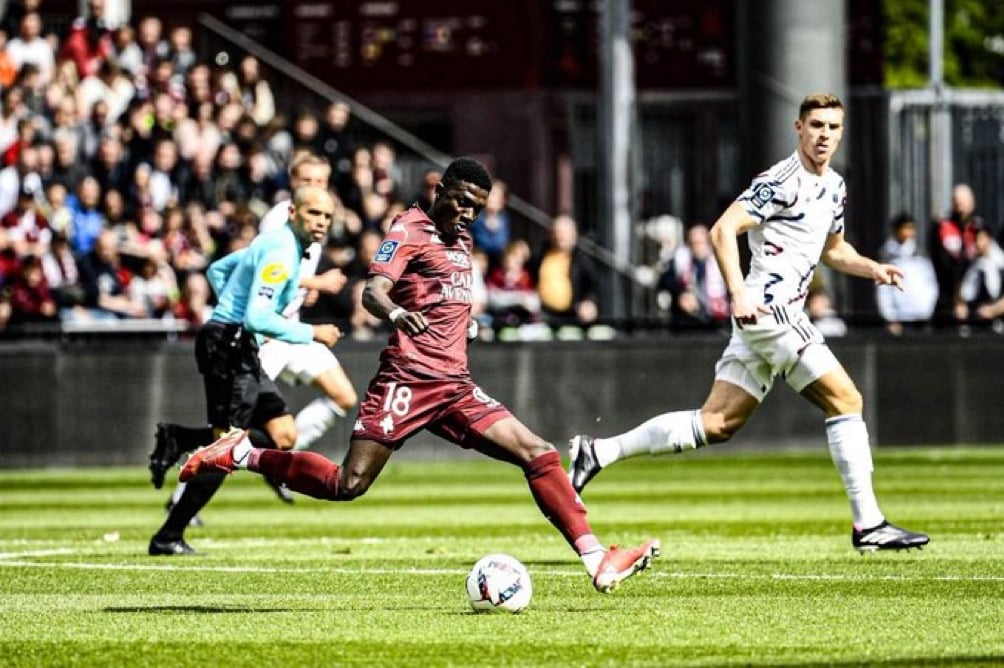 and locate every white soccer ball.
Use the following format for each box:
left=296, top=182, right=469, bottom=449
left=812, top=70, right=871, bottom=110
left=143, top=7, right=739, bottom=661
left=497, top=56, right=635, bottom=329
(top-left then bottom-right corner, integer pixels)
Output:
left=465, top=553, right=533, bottom=614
